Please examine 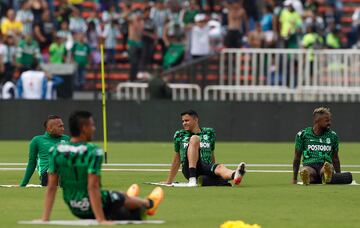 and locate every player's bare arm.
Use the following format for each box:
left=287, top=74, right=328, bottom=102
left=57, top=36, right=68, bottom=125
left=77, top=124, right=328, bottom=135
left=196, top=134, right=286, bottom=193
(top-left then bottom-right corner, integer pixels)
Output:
left=88, top=174, right=108, bottom=223
left=332, top=151, right=341, bottom=173
left=41, top=173, right=58, bottom=221
left=292, top=149, right=302, bottom=184
left=165, top=153, right=181, bottom=184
